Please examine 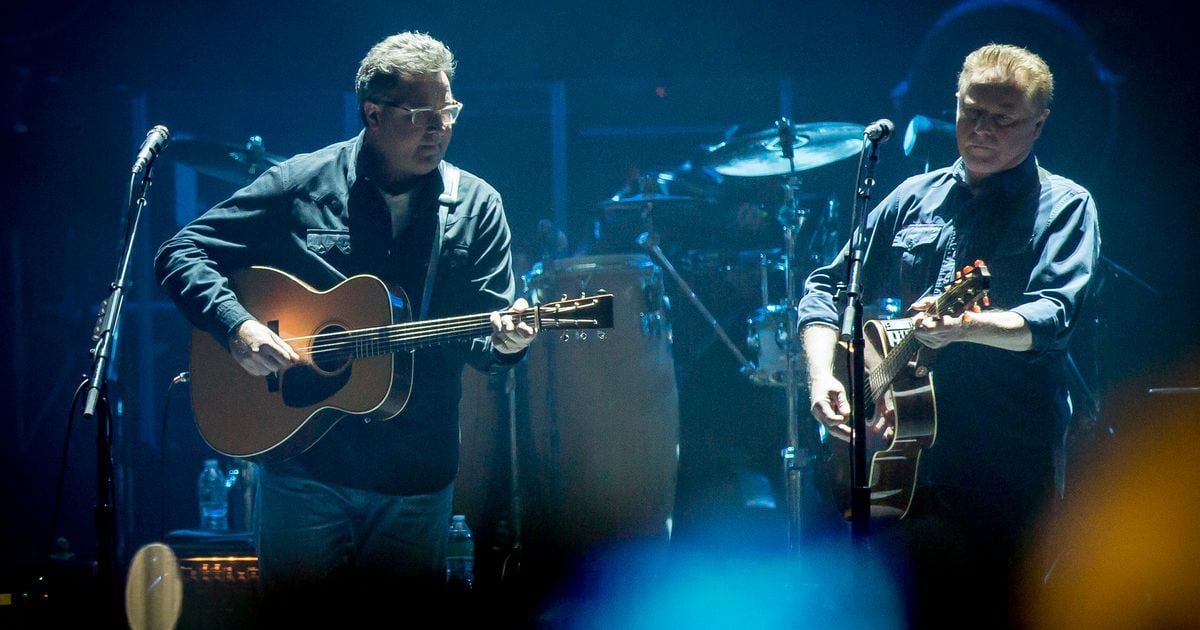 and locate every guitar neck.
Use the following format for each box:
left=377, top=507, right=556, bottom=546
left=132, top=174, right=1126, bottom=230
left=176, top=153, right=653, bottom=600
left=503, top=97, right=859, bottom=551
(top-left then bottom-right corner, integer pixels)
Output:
left=292, top=303, right=606, bottom=361
left=866, top=332, right=921, bottom=404
left=292, top=311, right=514, bottom=361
